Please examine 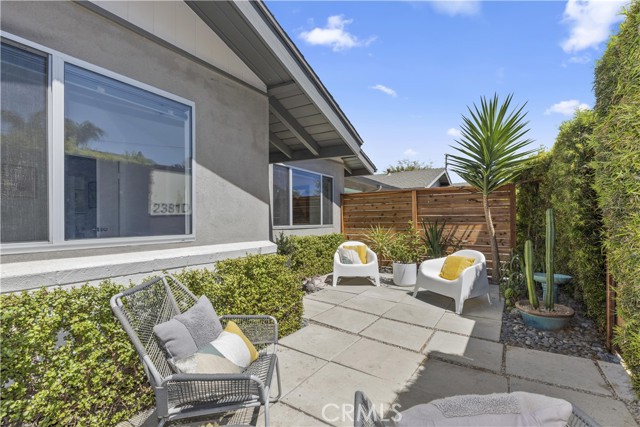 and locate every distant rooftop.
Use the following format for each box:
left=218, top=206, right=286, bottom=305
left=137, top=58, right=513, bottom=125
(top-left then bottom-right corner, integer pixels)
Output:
left=344, top=168, right=452, bottom=192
